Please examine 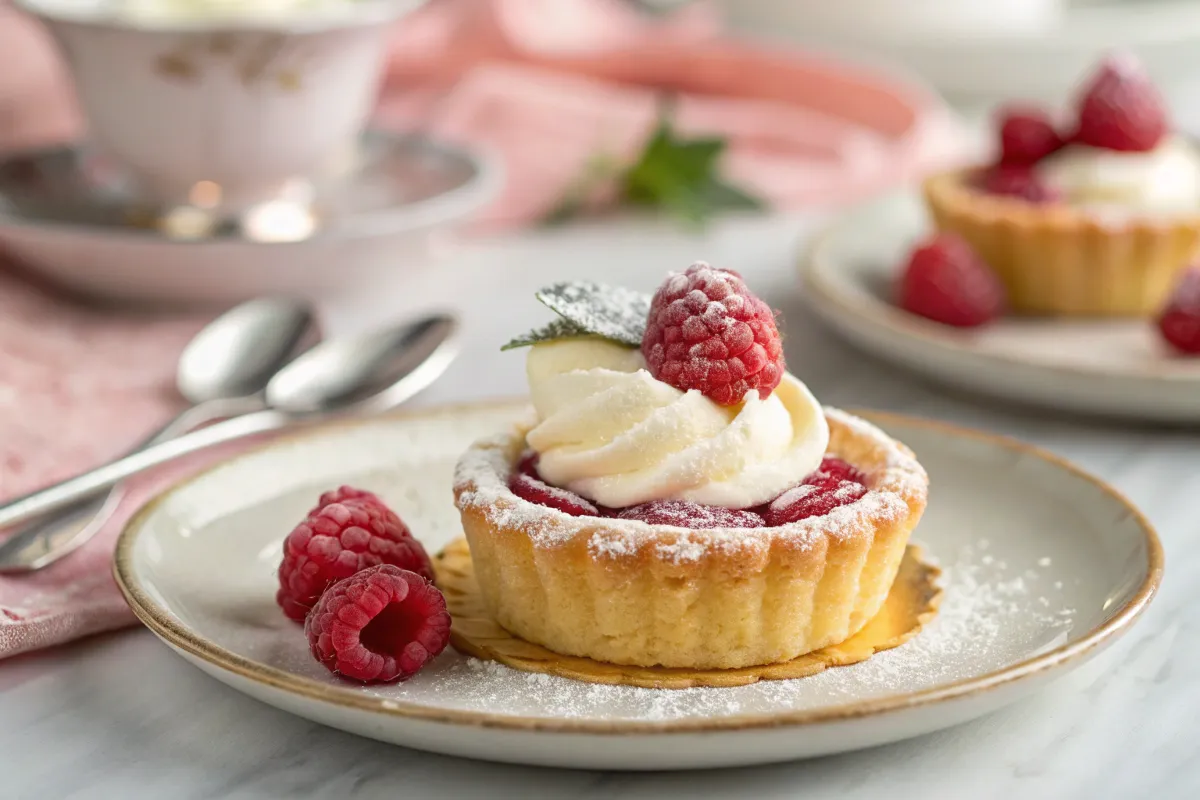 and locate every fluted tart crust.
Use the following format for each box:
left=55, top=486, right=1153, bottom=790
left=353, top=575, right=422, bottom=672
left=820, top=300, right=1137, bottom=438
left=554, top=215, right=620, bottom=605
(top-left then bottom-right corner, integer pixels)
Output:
left=453, top=408, right=929, bottom=670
